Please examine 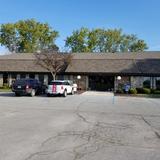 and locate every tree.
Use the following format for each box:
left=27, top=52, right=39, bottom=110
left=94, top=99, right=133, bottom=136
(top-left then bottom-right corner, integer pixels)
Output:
left=120, top=34, right=148, bottom=52
left=0, top=19, right=59, bottom=53
left=34, top=51, right=73, bottom=80
left=65, top=28, right=148, bottom=53
left=65, top=27, right=90, bottom=52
